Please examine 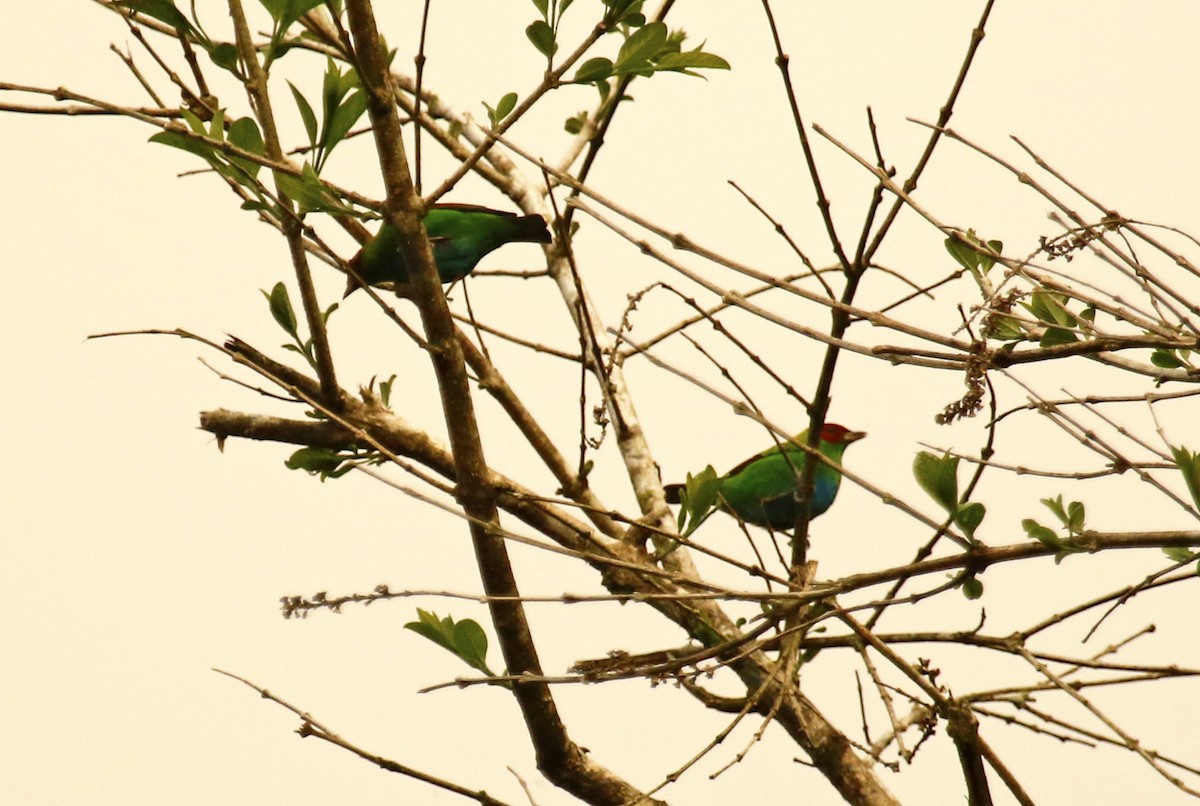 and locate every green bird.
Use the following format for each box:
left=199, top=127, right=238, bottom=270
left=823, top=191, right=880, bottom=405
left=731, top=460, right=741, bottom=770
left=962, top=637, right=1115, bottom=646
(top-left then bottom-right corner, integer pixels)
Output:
left=665, top=423, right=865, bottom=530
left=344, top=203, right=551, bottom=297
